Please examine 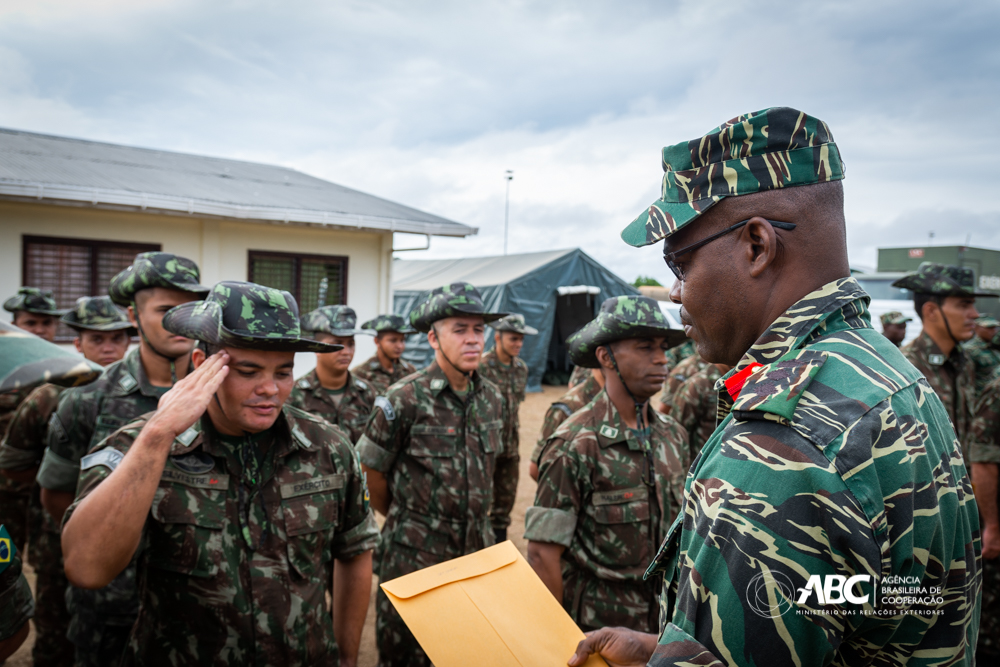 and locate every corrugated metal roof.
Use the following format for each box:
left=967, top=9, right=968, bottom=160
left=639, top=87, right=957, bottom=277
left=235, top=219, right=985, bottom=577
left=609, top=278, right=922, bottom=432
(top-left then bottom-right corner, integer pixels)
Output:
left=392, top=248, right=576, bottom=291
left=0, top=128, right=475, bottom=237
